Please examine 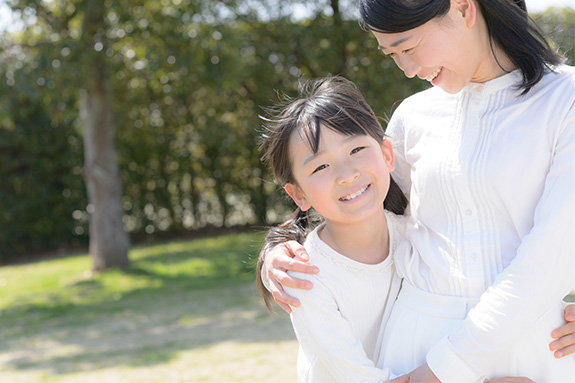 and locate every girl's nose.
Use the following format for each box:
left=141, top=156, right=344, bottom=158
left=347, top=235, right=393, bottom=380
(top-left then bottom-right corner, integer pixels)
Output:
left=336, top=165, right=360, bottom=185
